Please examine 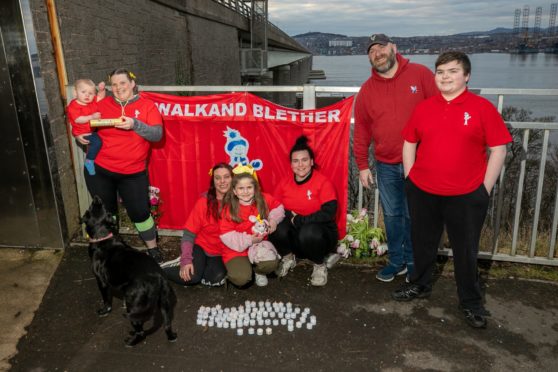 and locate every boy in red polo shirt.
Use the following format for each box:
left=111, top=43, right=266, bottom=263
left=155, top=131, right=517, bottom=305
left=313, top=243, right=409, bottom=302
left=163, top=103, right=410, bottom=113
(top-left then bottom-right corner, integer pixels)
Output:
left=392, top=51, right=512, bottom=330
